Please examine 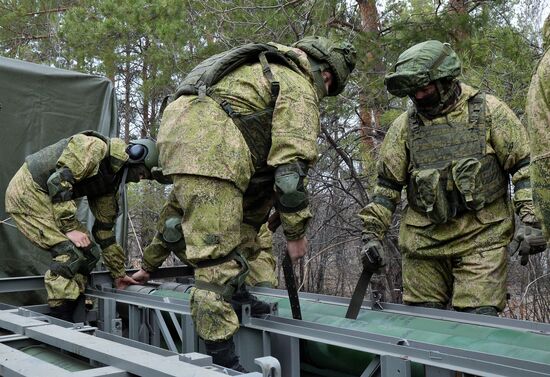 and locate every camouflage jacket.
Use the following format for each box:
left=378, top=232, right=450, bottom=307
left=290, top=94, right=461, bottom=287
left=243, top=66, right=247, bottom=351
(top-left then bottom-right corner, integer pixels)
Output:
left=526, top=48, right=550, bottom=242
left=158, top=44, right=320, bottom=240
left=359, top=83, right=534, bottom=257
